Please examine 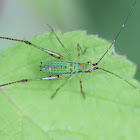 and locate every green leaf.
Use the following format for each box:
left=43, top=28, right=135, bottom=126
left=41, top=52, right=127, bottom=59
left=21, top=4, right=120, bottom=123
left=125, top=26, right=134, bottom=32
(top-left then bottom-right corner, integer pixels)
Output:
left=0, top=31, right=140, bottom=139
